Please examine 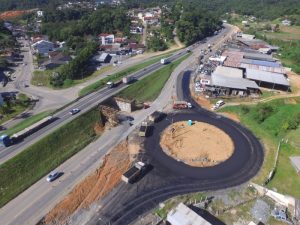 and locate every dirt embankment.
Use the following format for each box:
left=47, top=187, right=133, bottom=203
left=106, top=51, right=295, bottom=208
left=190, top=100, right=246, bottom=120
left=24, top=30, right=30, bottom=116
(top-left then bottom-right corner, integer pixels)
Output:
left=0, top=10, right=33, bottom=20
left=43, top=137, right=141, bottom=225
left=160, top=121, right=234, bottom=167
